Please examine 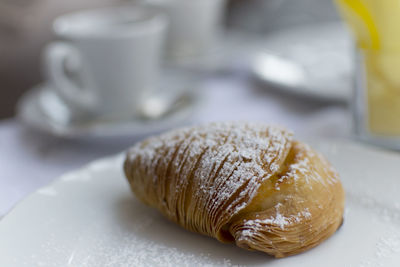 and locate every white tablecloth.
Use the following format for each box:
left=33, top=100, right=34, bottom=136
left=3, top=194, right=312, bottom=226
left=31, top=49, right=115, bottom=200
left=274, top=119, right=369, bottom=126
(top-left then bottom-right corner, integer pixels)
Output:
left=0, top=73, right=350, bottom=218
